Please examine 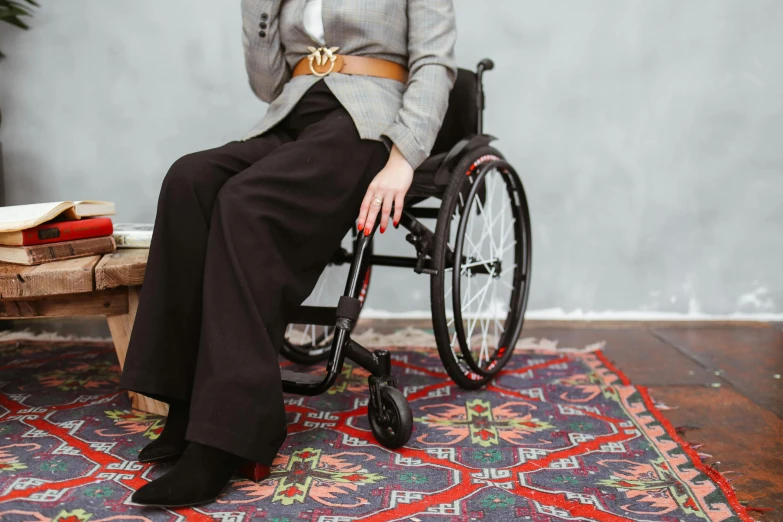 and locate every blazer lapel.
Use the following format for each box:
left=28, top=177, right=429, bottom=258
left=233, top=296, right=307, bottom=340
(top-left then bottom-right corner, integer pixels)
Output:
left=278, top=0, right=304, bottom=45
